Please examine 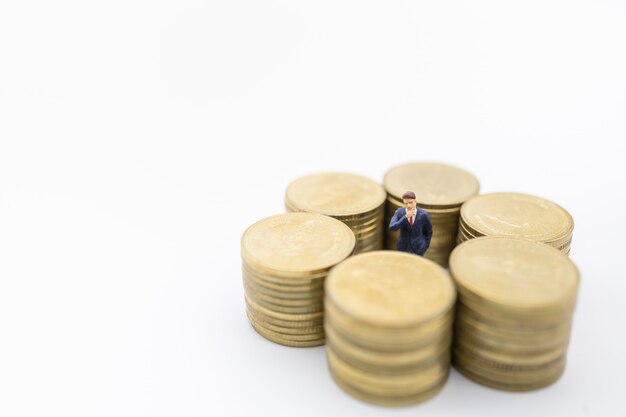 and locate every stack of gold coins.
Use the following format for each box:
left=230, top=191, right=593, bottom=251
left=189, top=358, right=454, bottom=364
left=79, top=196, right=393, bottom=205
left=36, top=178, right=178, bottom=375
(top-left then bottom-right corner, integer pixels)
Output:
left=449, top=237, right=580, bottom=391
left=241, top=213, right=355, bottom=347
left=458, top=192, right=574, bottom=254
left=383, top=162, right=480, bottom=267
left=285, top=172, right=386, bottom=254
left=324, top=251, right=456, bottom=406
